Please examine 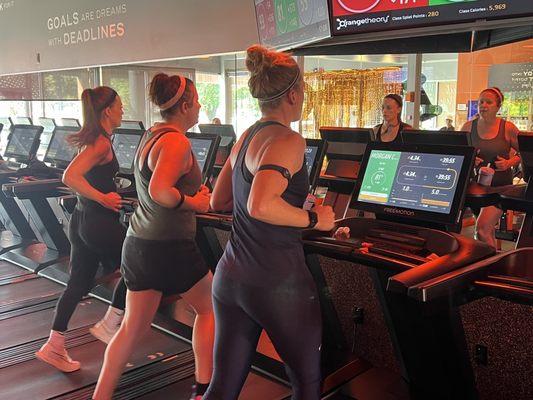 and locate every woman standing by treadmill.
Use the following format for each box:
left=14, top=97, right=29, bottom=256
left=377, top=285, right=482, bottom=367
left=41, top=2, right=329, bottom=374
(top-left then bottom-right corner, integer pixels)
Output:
left=36, top=86, right=127, bottom=372
left=461, top=87, right=521, bottom=248
left=373, top=93, right=411, bottom=143
left=204, top=45, right=335, bottom=400
left=93, top=73, right=214, bottom=400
